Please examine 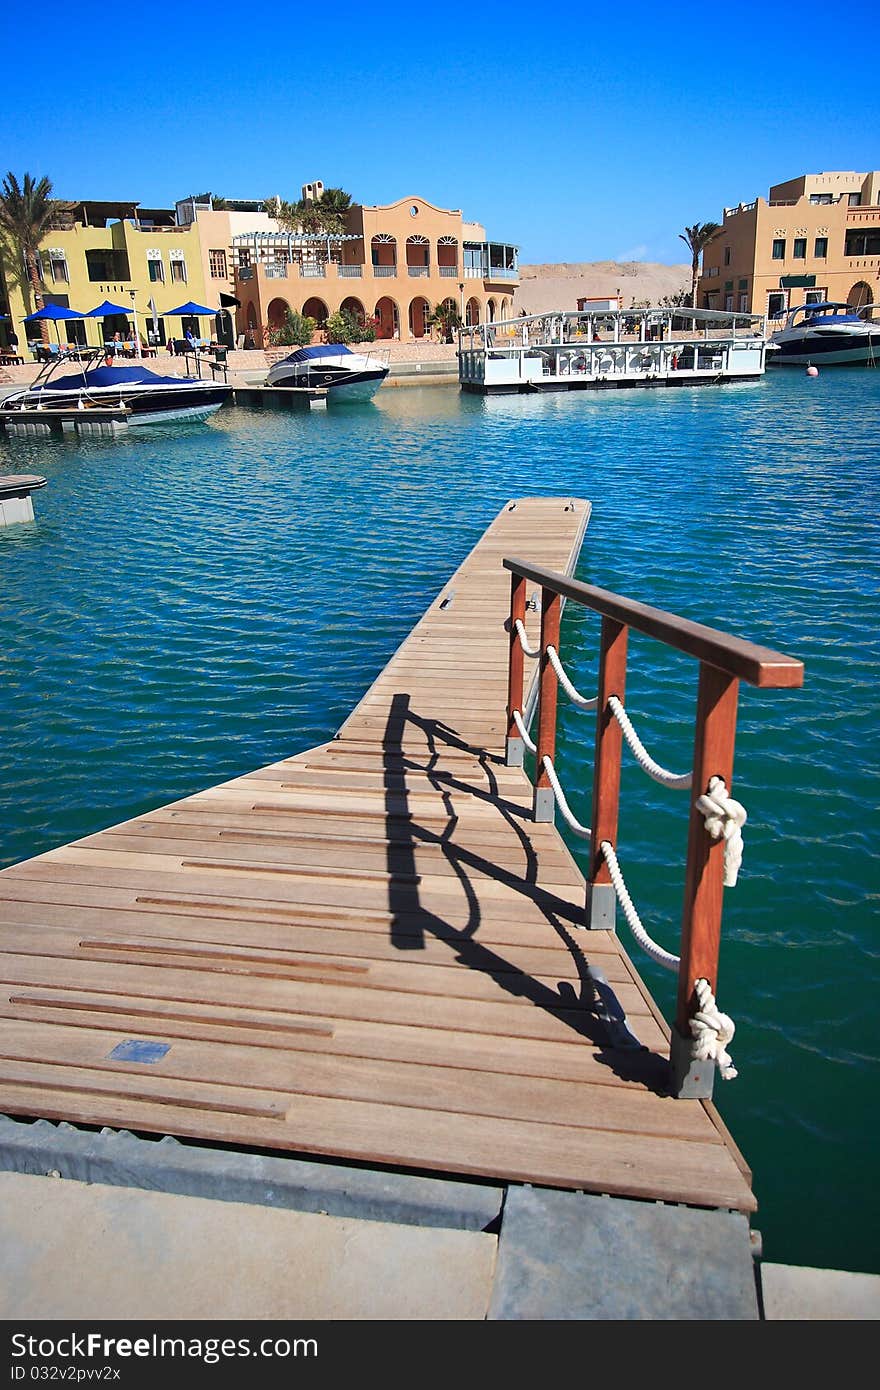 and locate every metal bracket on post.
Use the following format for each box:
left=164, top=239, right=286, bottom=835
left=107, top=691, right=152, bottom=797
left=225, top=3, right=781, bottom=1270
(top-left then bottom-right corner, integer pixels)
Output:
left=532, top=786, right=555, bottom=823
left=669, top=1026, right=715, bottom=1100
left=586, top=882, right=616, bottom=932
left=506, top=735, right=524, bottom=768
